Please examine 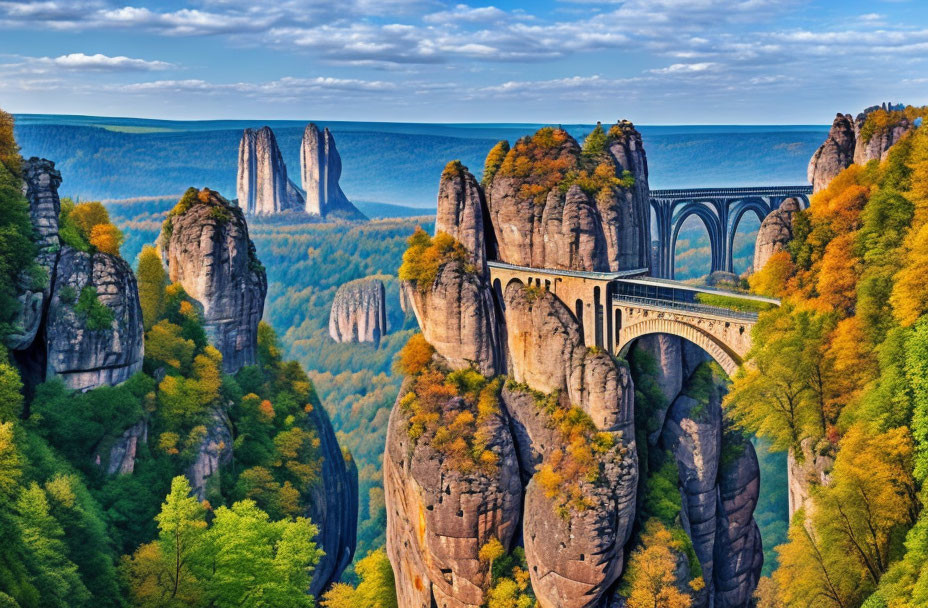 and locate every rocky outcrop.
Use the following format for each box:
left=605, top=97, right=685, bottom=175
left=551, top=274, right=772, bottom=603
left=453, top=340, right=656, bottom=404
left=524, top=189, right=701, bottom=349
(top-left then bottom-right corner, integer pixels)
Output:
left=7, top=158, right=61, bottom=350
left=753, top=198, right=800, bottom=273
left=601, top=120, right=651, bottom=270
left=403, top=263, right=501, bottom=377
left=95, top=419, right=147, bottom=476
left=300, top=124, right=366, bottom=220
left=635, top=334, right=683, bottom=445
left=853, top=107, right=915, bottom=166
left=662, top=386, right=723, bottom=604
left=305, top=402, right=359, bottom=597
left=485, top=123, right=650, bottom=273
left=808, top=114, right=856, bottom=193
left=787, top=437, right=834, bottom=519
left=237, top=126, right=304, bottom=214
left=385, top=391, right=522, bottom=608
left=329, top=277, right=387, bottom=346
left=714, top=431, right=763, bottom=608
left=160, top=189, right=267, bottom=374
left=436, top=163, right=490, bottom=271
left=187, top=407, right=233, bottom=501
left=45, top=247, right=144, bottom=391
left=503, top=282, right=634, bottom=434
